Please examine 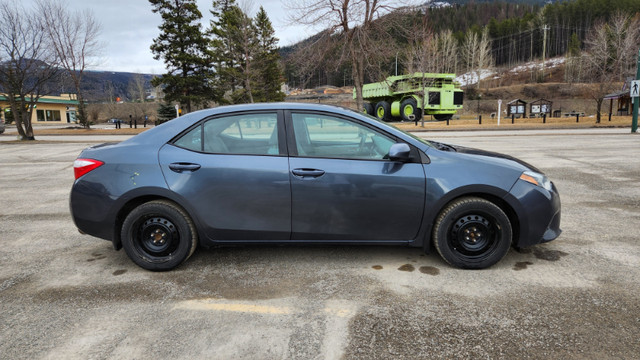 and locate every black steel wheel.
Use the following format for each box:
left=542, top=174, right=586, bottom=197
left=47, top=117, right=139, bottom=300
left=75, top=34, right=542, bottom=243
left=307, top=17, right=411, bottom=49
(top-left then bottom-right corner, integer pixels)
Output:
left=121, top=200, right=198, bottom=271
left=433, top=197, right=512, bottom=269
